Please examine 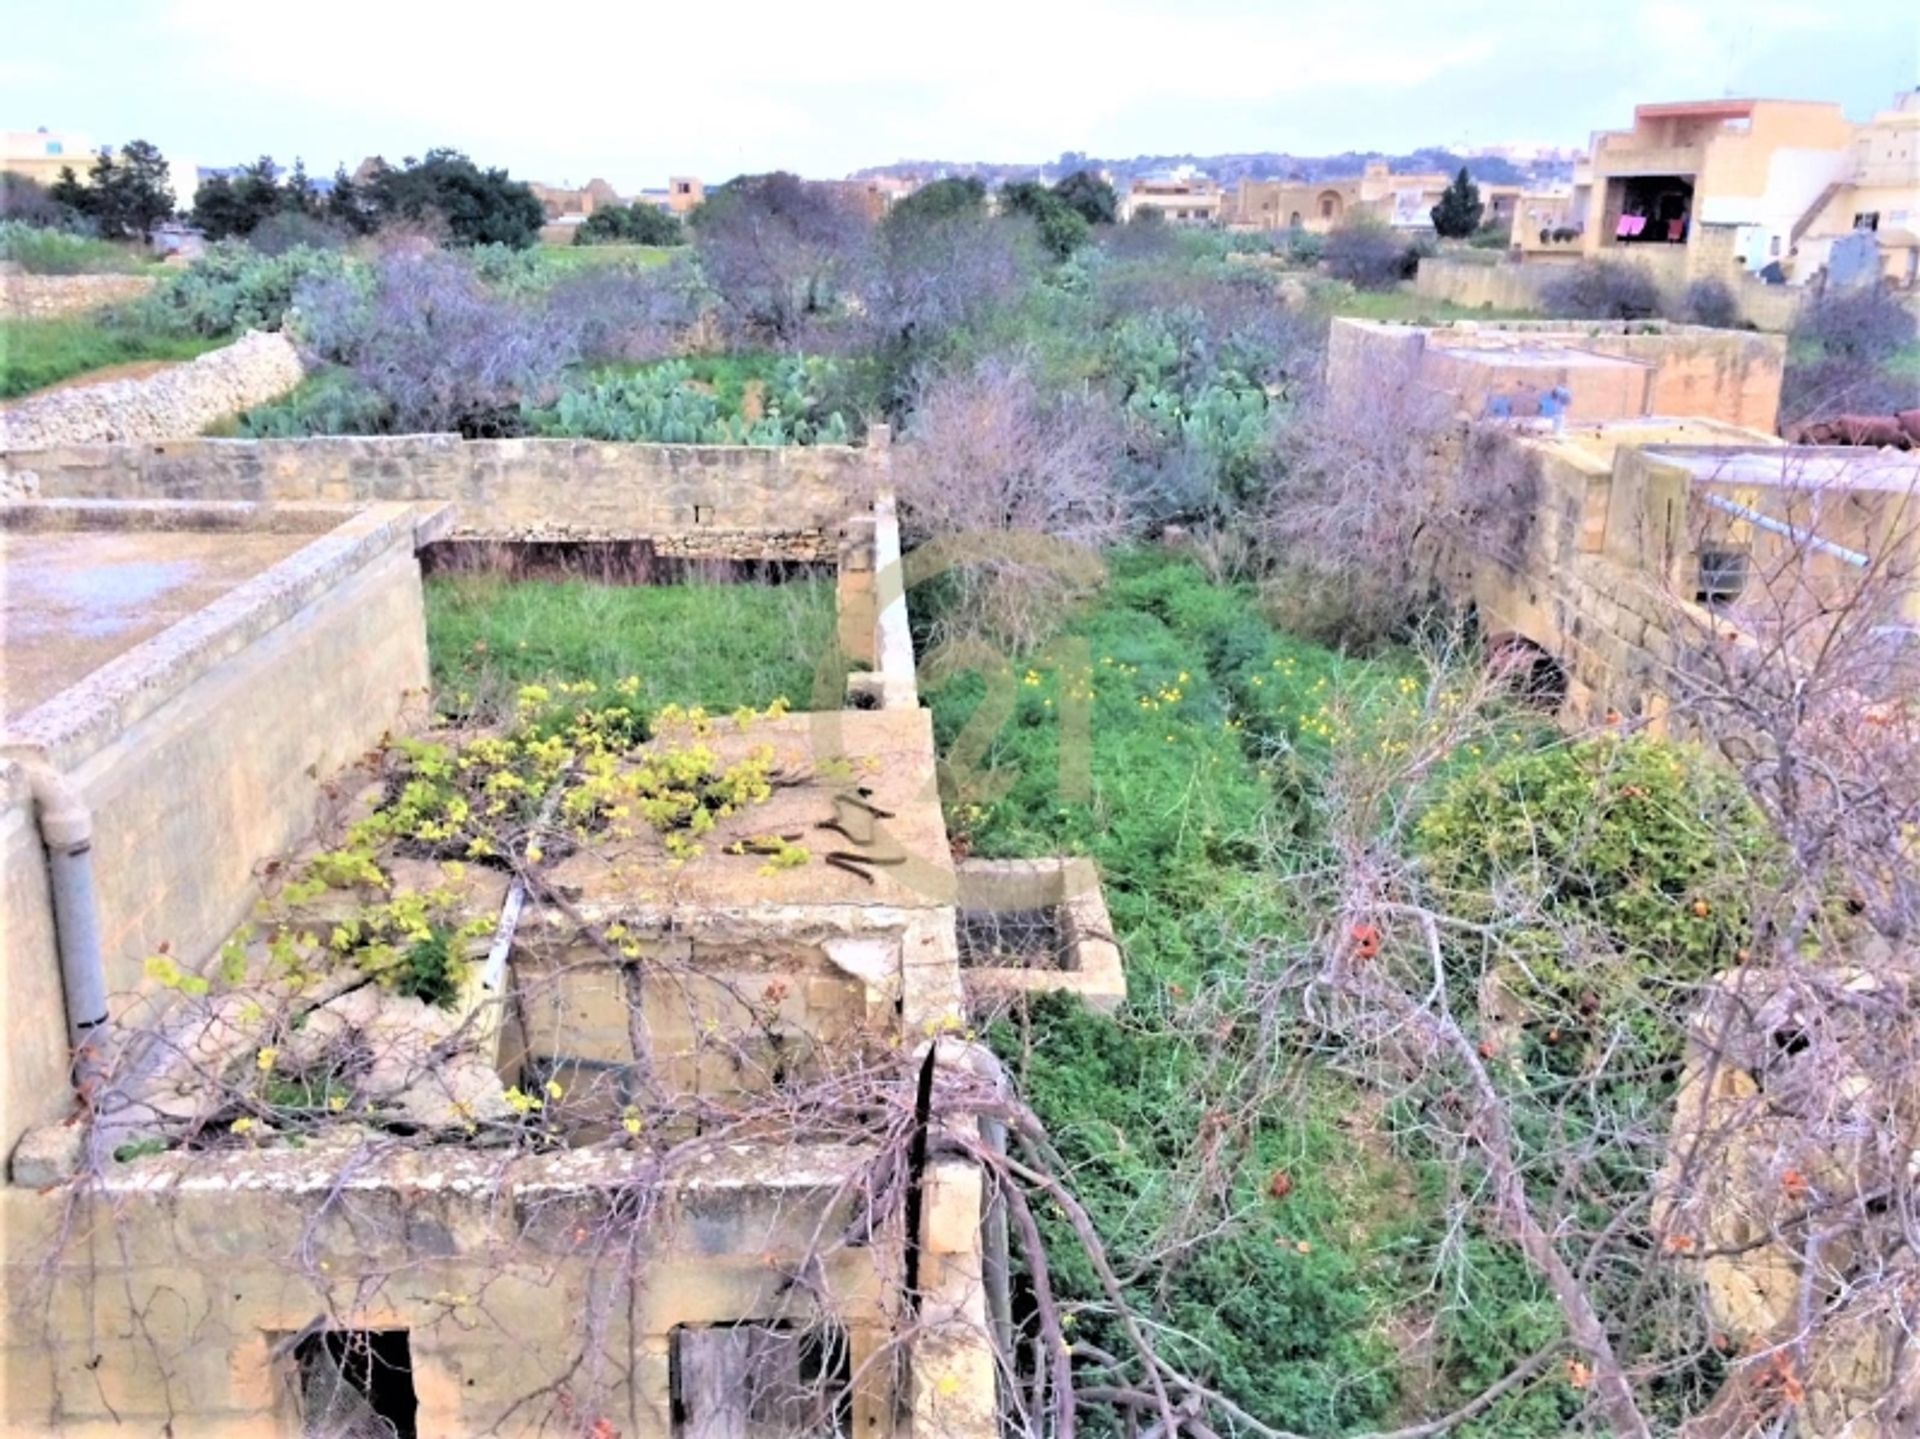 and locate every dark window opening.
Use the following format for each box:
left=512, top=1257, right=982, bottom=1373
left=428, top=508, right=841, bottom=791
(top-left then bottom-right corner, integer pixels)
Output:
left=1696, top=549, right=1749, bottom=607
left=1610, top=174, right=1694, bottom=244
left=295, top=1330, right=417, bottom=1439
left=418, top=539, right=829, bottom=587
left=669, top=1321, right=851, bottom=1437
